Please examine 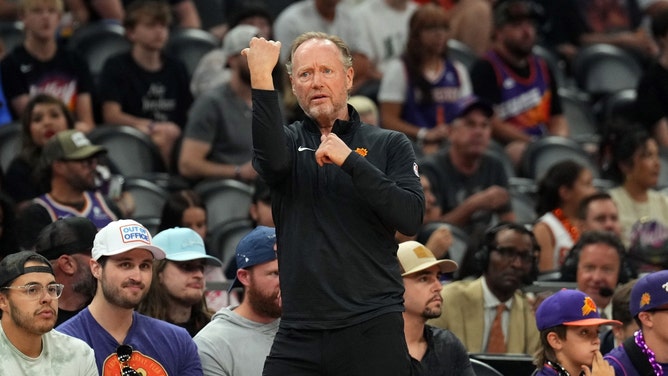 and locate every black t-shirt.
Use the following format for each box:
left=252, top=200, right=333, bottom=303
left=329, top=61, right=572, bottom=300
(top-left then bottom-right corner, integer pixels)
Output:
left=98, top=52, right=192, bottom=127
left=420, top=150, right=511, bottom=236
left=0, top=46, right=94, bottom=119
